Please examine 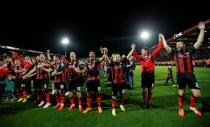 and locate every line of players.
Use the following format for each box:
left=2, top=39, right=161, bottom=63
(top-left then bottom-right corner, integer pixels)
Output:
left=12, top=49, right=130, bottom=116
left=0, top=21, right=205, bottom=117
